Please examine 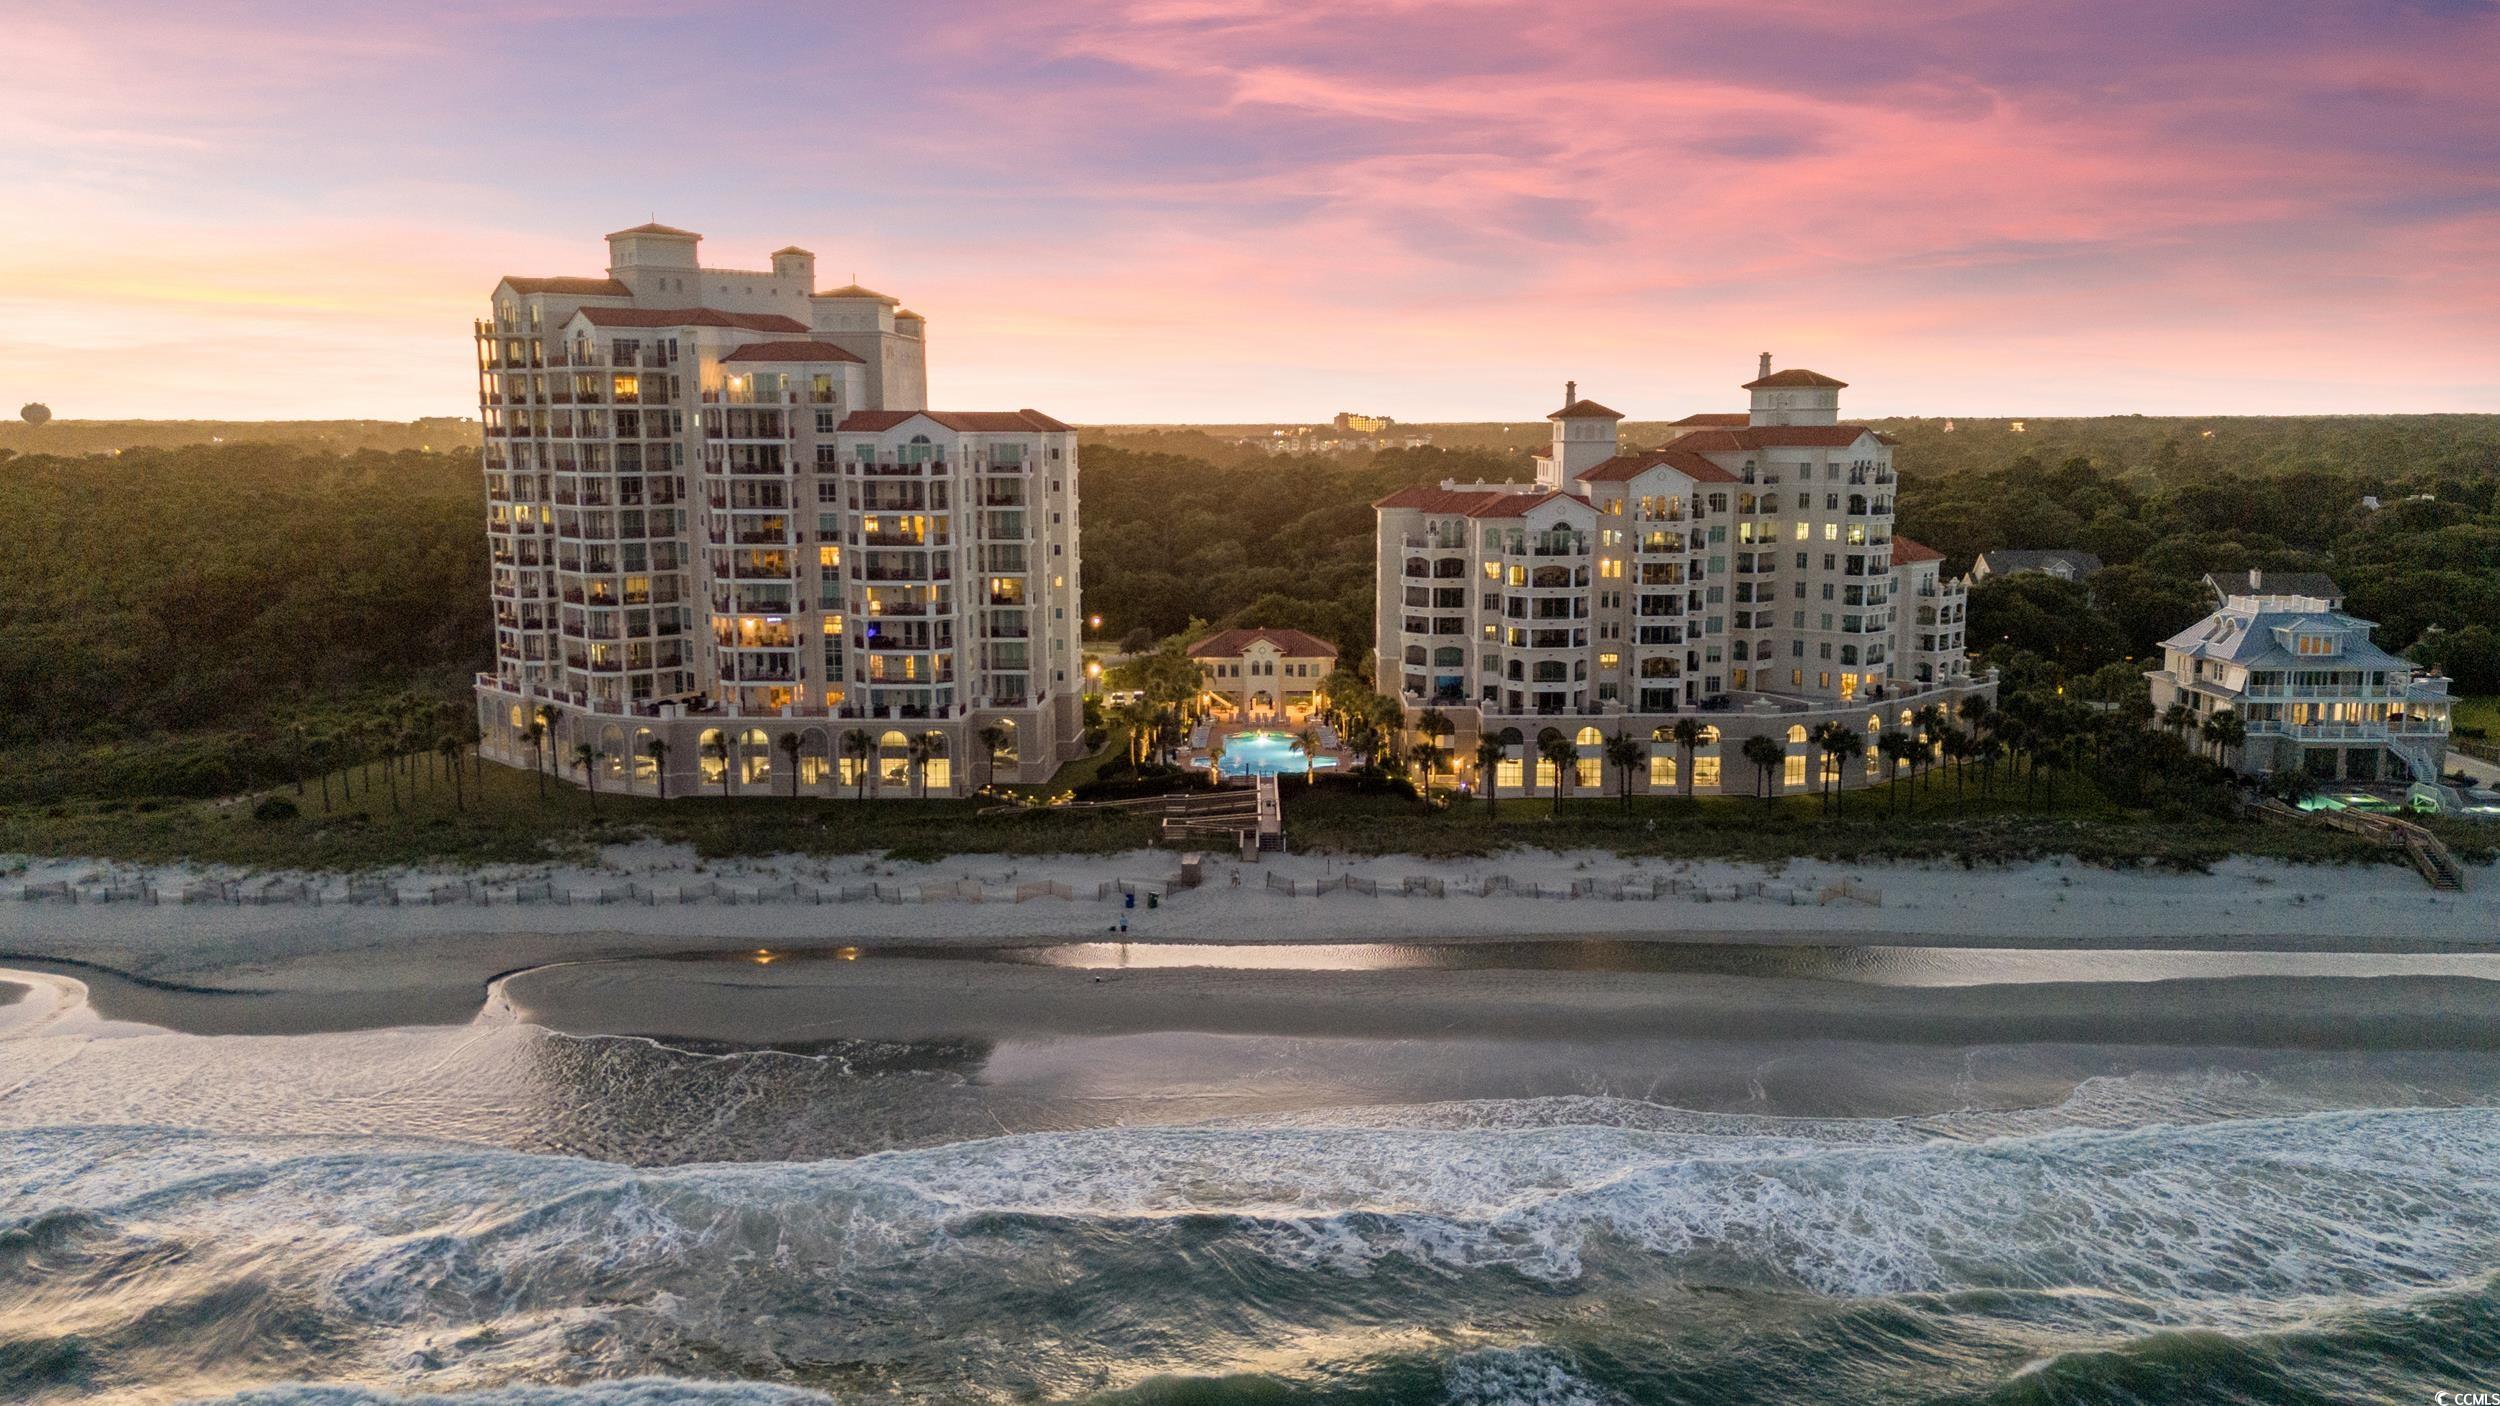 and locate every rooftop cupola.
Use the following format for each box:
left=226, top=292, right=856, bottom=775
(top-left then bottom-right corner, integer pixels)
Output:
left=1539, top=380, right=1624, bottom=488
left=1743, top=354, right=1846, bottom=427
